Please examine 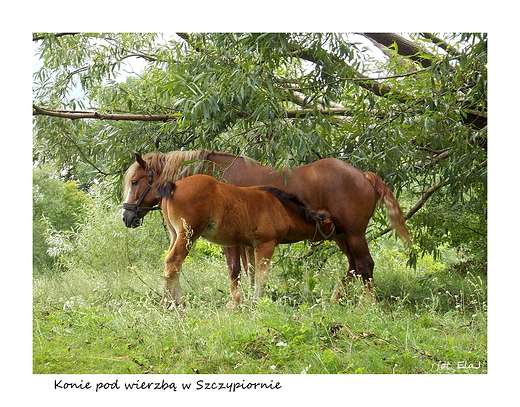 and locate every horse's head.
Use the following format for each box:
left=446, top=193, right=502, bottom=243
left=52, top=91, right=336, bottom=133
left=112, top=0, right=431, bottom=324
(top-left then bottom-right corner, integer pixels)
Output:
left=122, top=153, right=161, bottom=228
